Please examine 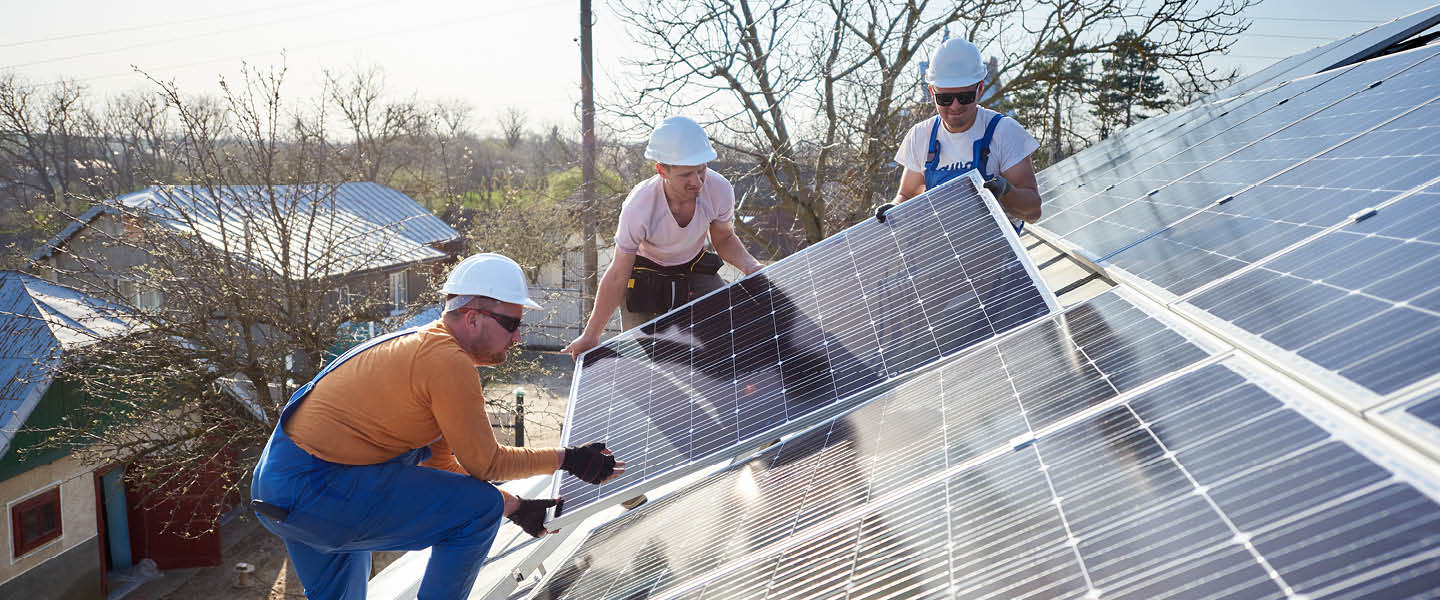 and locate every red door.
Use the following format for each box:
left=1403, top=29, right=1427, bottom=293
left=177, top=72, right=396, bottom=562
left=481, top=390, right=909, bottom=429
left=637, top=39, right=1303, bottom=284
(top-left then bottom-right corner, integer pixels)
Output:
left=123, top=450, right=236, bottom=569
